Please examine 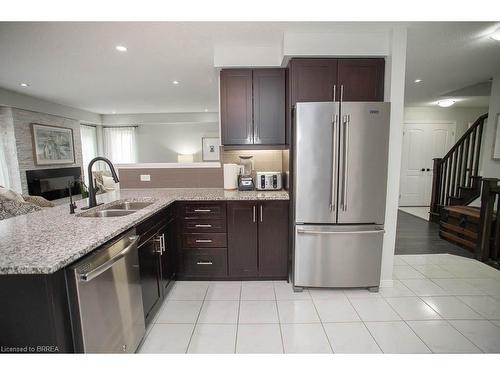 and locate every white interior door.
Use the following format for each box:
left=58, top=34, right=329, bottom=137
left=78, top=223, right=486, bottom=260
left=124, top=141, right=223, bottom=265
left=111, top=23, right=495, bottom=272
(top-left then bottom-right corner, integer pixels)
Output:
left=400, top=122, right=455, bottom=206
